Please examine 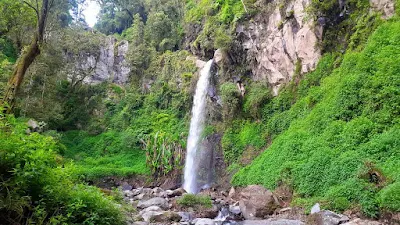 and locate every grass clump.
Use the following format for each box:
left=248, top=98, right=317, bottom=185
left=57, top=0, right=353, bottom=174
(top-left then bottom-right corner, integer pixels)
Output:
left=177, top=194, right=213, bottom=208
